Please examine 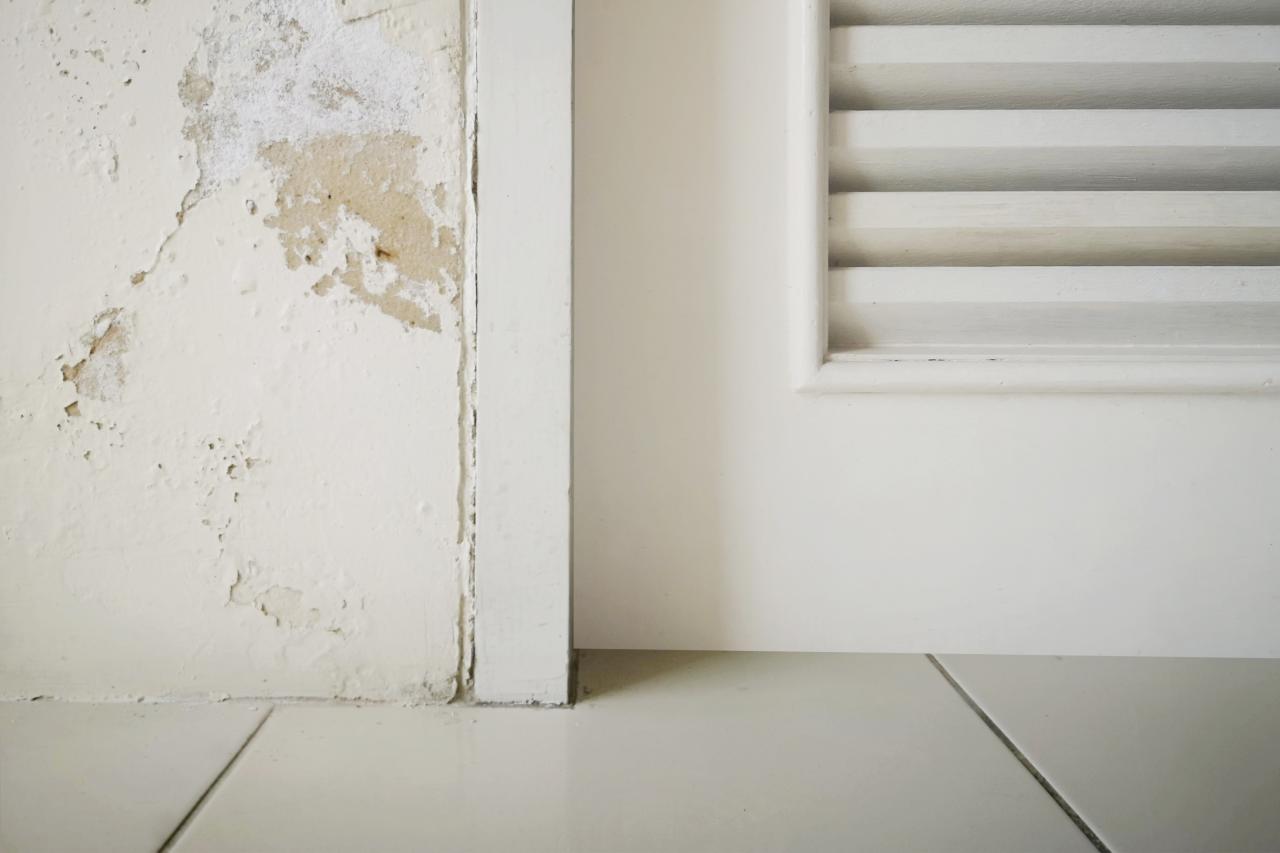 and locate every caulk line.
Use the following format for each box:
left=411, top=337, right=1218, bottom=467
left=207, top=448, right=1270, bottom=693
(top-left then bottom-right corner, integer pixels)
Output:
left=157, top=706, right=276, bottom=852
left=925, top=654, right=1111, bottom=853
